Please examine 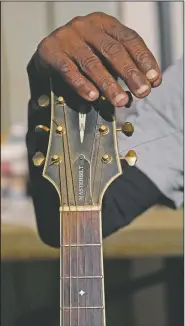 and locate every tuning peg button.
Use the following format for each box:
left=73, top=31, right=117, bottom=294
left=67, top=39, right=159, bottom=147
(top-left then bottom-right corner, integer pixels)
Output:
left=56, top=125, right=65, bottom=135
left=35, top=125, right=50, bottom=133
left=117, top=122, right=134, bottom=137
left=99, top=124, right=109, bottom=135
left=102, top=153, right=112, bottom=164
left=51, top=154, right=62, bottom=164
left=32, top=152, right=45, bottom=167
left=124, top=150, right=137, bottom=166
left=57, top=96, right=65, bottom=105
